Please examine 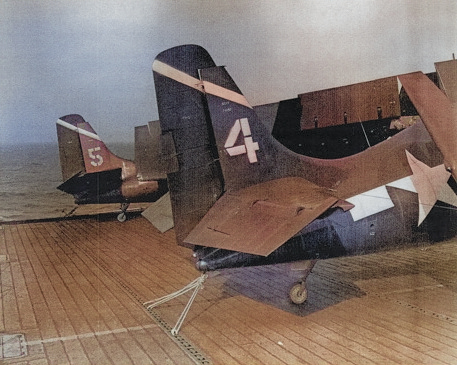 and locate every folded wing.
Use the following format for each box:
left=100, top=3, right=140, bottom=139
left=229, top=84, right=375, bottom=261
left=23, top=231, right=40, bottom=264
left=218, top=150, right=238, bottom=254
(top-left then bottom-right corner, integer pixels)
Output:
left=398, top=72, right=457, bottom=180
